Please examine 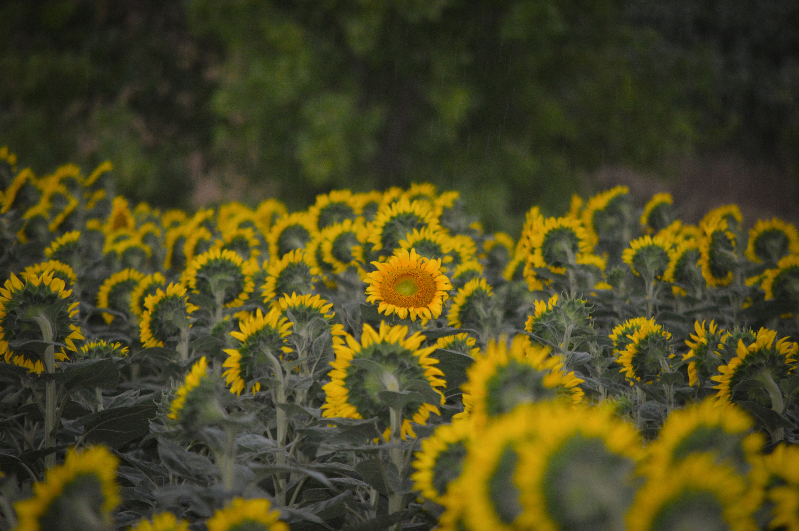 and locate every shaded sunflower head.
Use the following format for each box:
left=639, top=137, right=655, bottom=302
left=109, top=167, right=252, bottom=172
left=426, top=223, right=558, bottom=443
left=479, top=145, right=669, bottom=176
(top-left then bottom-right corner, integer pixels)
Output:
left=139, top=283, right=198, bottom=348
left=277, top=292, right=346, bottom=365
left=397, top=226, right=454, bottom=267
left=216, top=226, right=262, bottom=262
left=2, top=167, right=40, bottom=214
left=701, top=204, right=743, bottom=234
left=524, top=294, right=559, bottom=336
left=525, top=216, right=592, bottom=269
left=434, top=332, right=481, bottom=358
left=22, top=260, right=77, bottom=292
left=13, top=445, right=120, bottom=531
left=447, top=277, right=493, bottom=329
left=96, top=268, right=145, bottom=325
left=206, top=497, right=289, bottom=531
left=319, top=218, right=368, bottom=274
left=581, top=185, right=634, bottom=252
left=182, top=225, right=214, bottom=265
left=745, top=218, right=799, bottom=264
left=609, top=317, right=652, bottom=356
left=663, top=237, right=704, bottom=296
left=260, top=249, right=321, bottom=306
left=763, top=443, right=799, bottom=531
left=456, top=335, right=584, bottom=429
left=365, top=248, right=452, bottom=323
left=129, top=272, right=167, bottom=318
left=482, top=232, right=514, bottom=272
left=712, top=327, right=798, bottom=410
left=253, top=198, right=288, bottom=236
left=761, top=254, right=799, bottom=308
left=44, top=230, right=81, bottom=268
left=267, top=211, right=318, bottom=260
left=0, top=271, right=83, bottom=374
left=627, top=453, right=757, bottom=531
left=181, top=247, right=257, bottom=309
left=514, top=401, right=643, bottom=531
left=682, top=320, right=726, bottom=387
left=309, top=189, right=360, bottom=230
left=640, top=192, right=675, bottom=234
left=167, top=356, right=226, bottom=427
left=367, top=197, right=441, bottom=255
left=223, top=307, right=293, bottom=395
left=321, top=321, right=446, bottom=440
left=617, top=319, right=673, bottom=384
left=78, top=340, right=129, bottom=360
left=129, top=512, right=190, bottom=531
left=622, top=234, right=673, bottom=281
left=699, top=214, right=738, bottom=287
left=411, top=419, right=474, bottom=504
left=451, top=260, right=484, bottom=291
